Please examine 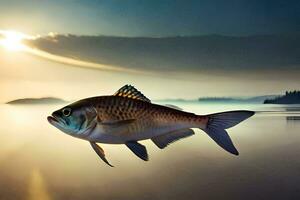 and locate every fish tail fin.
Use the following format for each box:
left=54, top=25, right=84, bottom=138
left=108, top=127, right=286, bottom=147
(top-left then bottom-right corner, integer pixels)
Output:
left=201, top=110, right=254, bottom=155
